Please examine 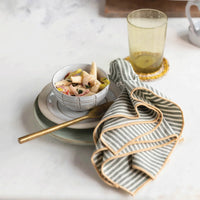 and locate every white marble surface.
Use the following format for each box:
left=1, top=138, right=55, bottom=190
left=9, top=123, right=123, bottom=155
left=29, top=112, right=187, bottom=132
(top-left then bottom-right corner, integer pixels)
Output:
left=0, top=0, right=200, bottom=199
